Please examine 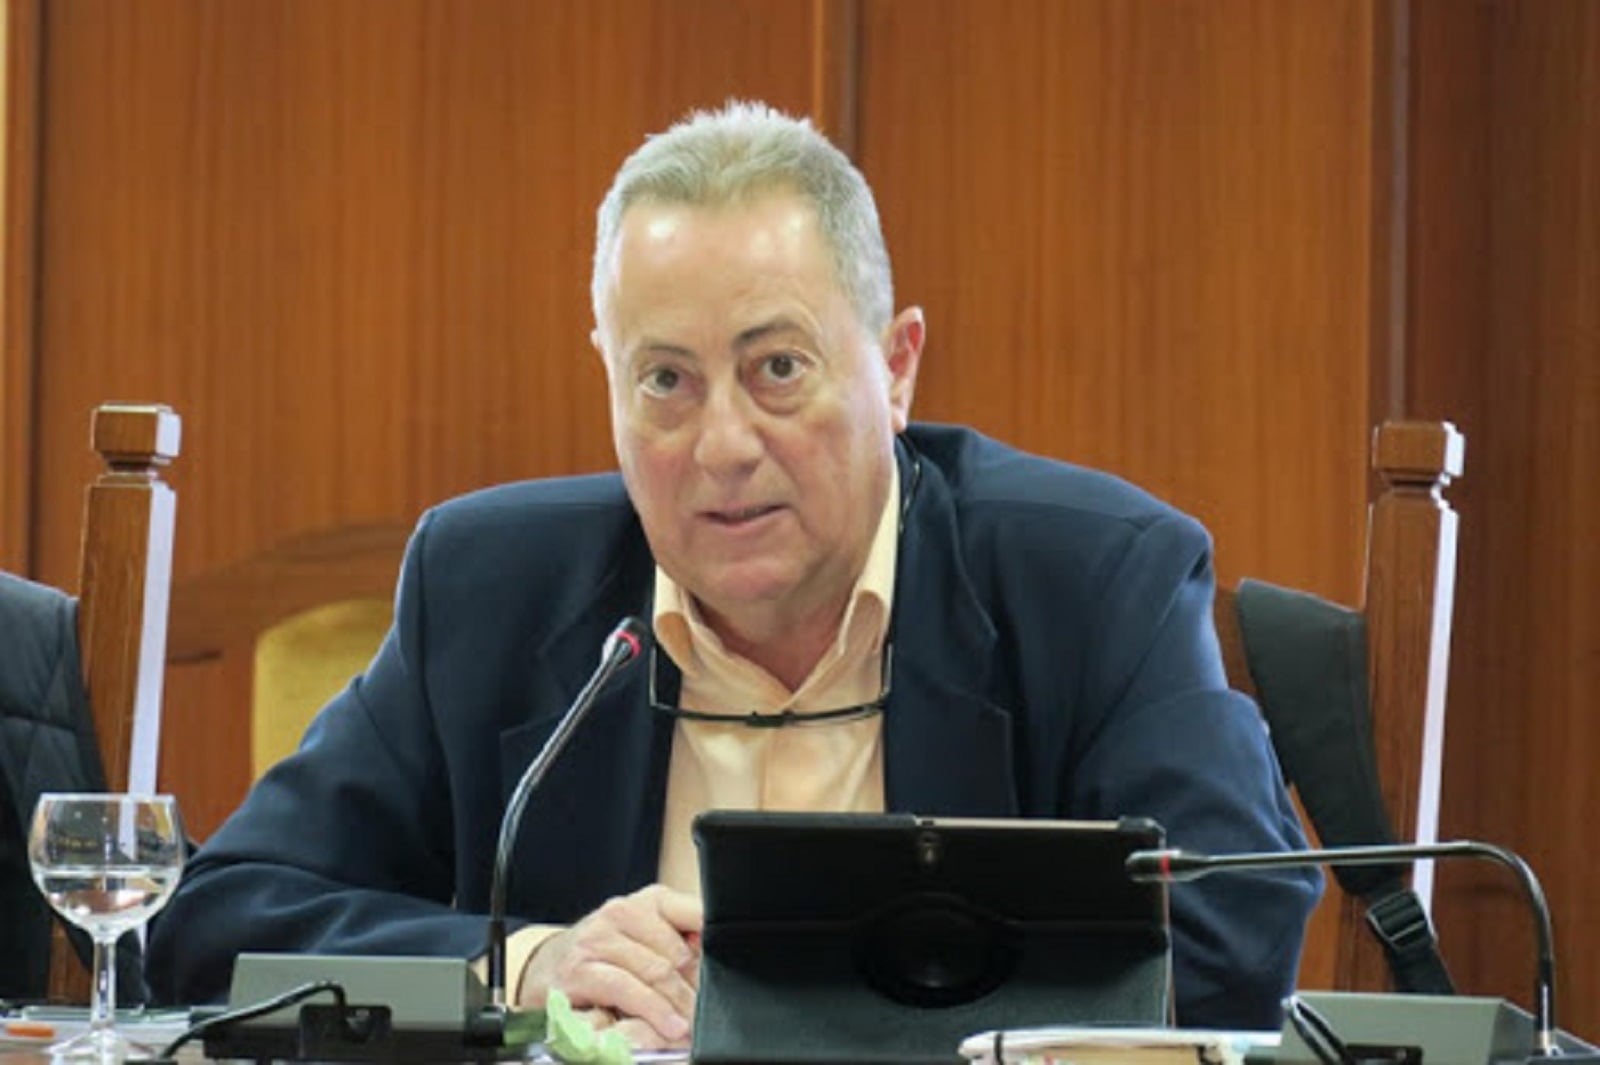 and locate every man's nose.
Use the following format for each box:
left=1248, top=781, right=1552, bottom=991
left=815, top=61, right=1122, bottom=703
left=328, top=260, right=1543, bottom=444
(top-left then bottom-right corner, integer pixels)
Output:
left=693, top=387, right=764, bottom=475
